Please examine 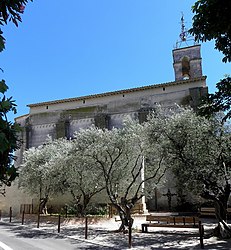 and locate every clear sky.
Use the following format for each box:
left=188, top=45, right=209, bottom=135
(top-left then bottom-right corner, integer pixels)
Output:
left=1, top=0, right=230, bottom=121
